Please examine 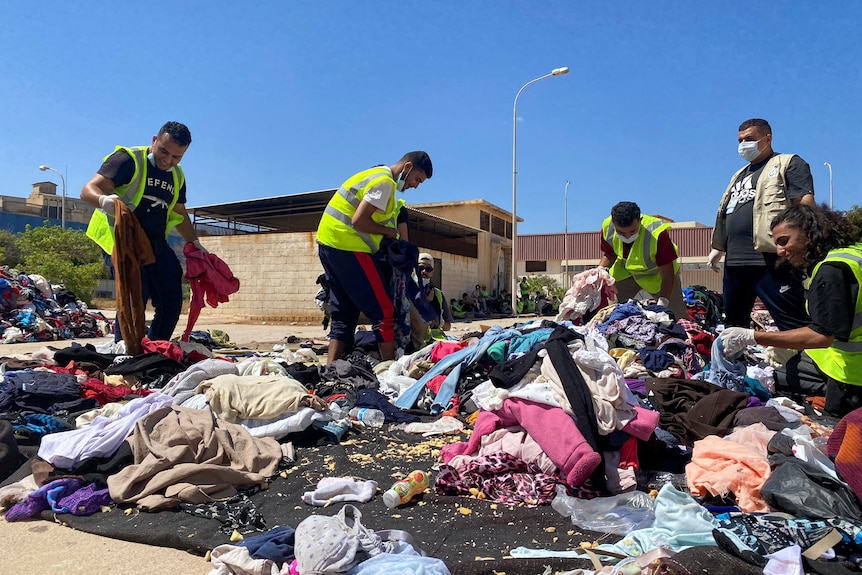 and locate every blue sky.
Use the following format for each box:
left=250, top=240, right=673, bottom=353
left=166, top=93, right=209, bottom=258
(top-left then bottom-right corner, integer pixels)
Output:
left=2, top=1, right=859, bottom=235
